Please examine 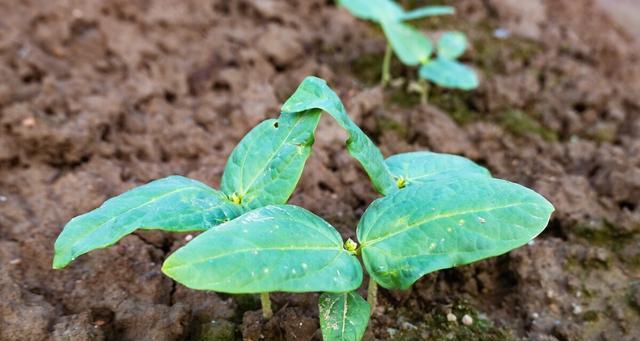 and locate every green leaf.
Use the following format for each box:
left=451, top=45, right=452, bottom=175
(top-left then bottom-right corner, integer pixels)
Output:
left=381, top=20, right=433, bottom=65
left=53, top=176, right=243, bottom=269
left=385, top=151, right=490, bottom=188
left=437, top=31, right=467, bottom=59
left=221, top=110, right=321, bottom=210
left=419, top=57, right=478, bottom=90
left=358, top=176, right=554, bottom=289
left=400, top=6, right=455, bottom=21
left=319, top=291, right=370, bottom=341
left=337, top=0, right=403, bottom=23
left=162, top=205, right=363, bottom=293
left=281, top=76, right=397, bottom=195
